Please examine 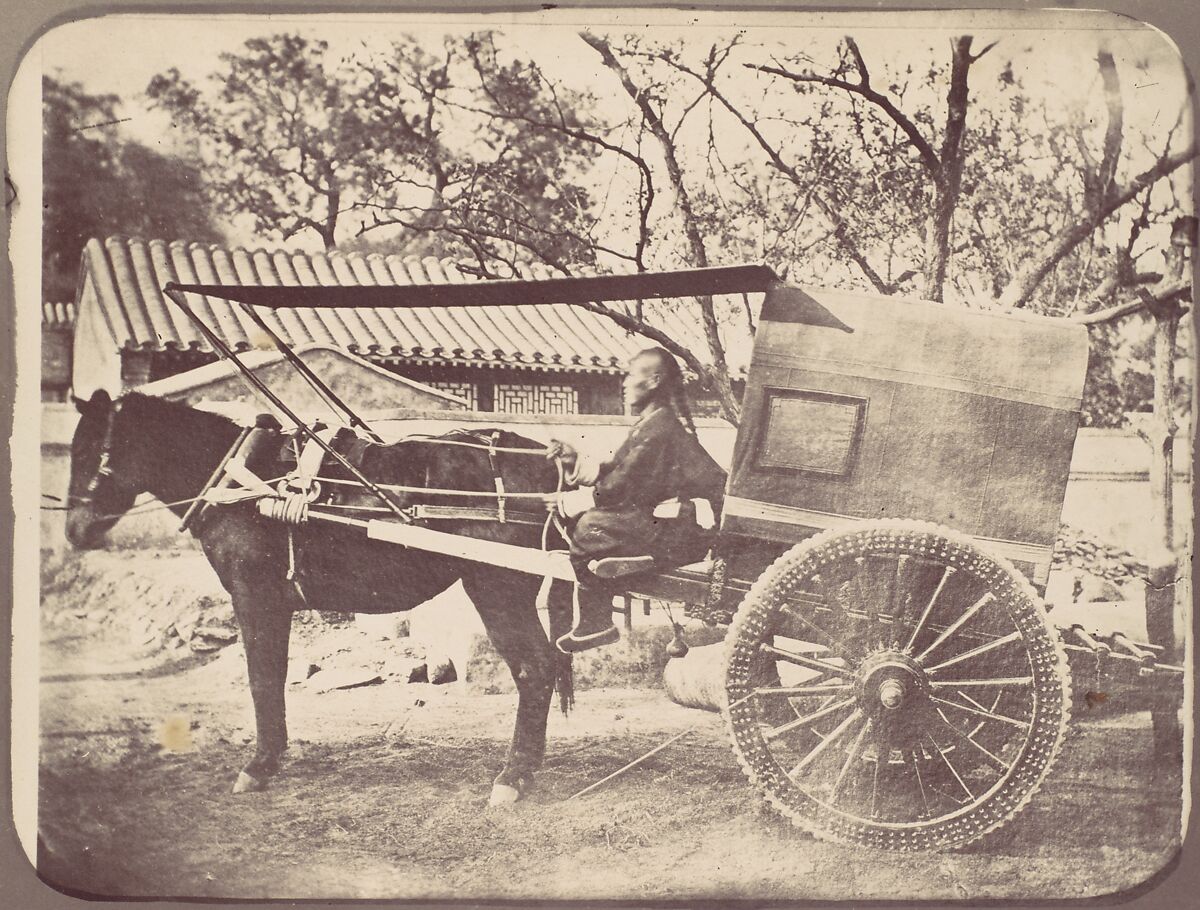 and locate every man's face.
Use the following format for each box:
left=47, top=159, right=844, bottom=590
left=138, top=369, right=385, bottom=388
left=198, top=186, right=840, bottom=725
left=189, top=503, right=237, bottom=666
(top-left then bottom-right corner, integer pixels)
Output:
left=623, top=354, right=662, bottom=411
